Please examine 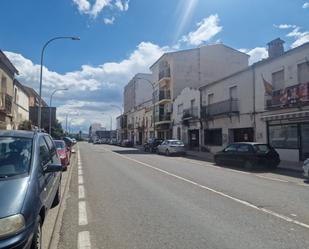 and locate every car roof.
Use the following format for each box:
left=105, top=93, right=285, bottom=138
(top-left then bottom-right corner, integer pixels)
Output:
left=54, top=140, right=65, bottom=143
left=0, top=130, right=35, bottom=139
left=230, top=142, right=268, bottom=145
